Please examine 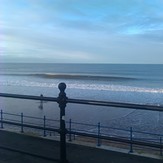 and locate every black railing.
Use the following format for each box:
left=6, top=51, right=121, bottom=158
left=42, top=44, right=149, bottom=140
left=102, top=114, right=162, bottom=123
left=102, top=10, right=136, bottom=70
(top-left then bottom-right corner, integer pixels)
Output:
left=1, top=111, right=163, bottom=155
left=0, top=82, right=163, bottom=163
